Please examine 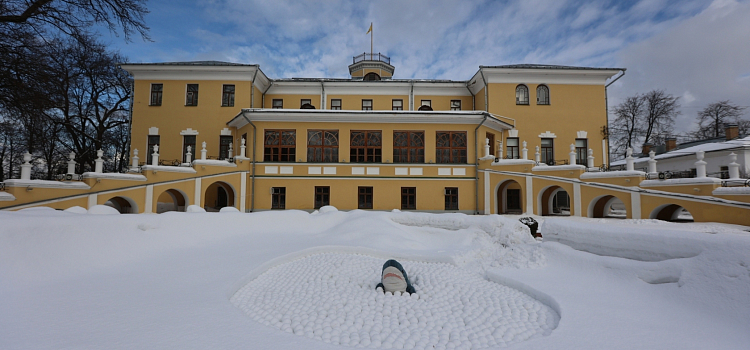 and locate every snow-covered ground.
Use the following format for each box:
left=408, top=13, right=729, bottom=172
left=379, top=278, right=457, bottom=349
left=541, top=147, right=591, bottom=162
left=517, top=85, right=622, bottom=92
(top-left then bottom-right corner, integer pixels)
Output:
left=1, top=207, right=748, bottom=349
